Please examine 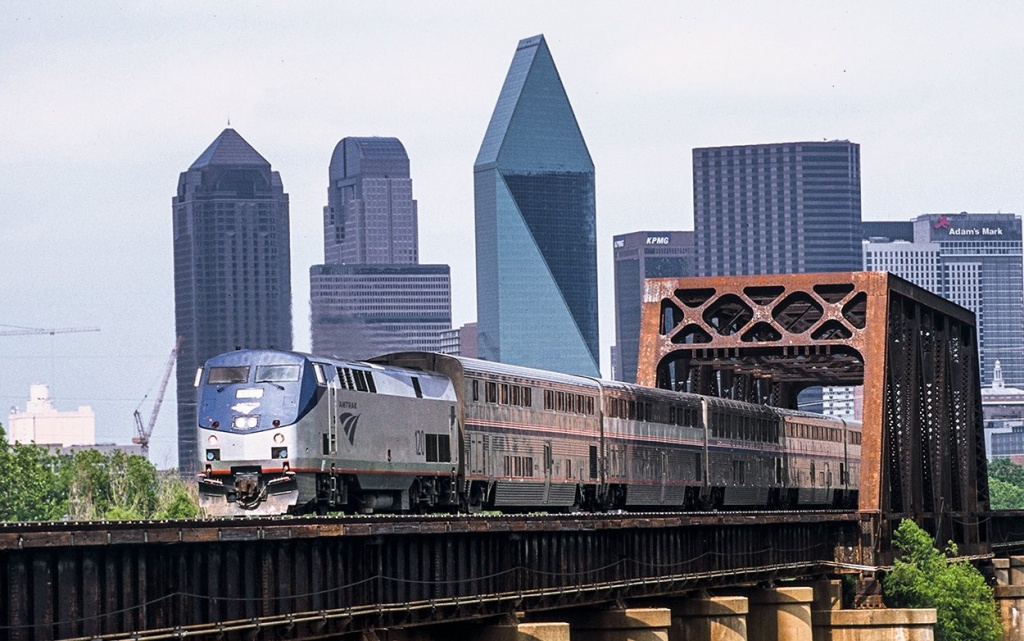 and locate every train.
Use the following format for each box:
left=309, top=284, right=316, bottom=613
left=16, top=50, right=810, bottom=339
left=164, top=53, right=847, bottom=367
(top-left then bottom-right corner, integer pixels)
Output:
left=195, top=349, right=861, bottom=517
